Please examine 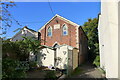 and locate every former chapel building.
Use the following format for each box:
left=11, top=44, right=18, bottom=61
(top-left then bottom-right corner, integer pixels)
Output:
left=38, top=14, right=88, bottom=65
